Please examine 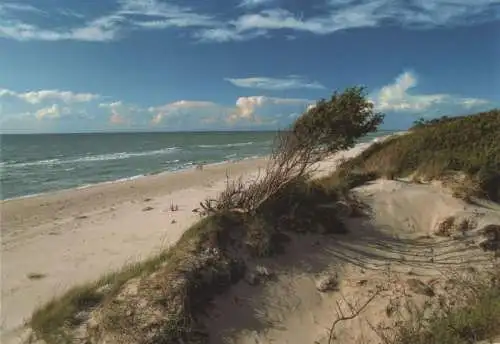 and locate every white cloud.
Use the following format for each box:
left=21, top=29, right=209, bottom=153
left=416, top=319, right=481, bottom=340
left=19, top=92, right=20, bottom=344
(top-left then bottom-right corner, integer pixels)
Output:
left=99, top=100, right=142, bottom=125
left=194, top=27, right=266, bottom=42
left=0, top=3, right=45, bottom=14
left=306, top=103, right=317, bottom=111
left=198, top=0, right=500, bottom=42
left=239, top=0, right=276, bottom=8
left=2, top=75, right=495, bottom=133
left=109, top=111, right=127, bottom=124
left=372, top=71, right=492, bottom=115
left=0, top=88, right=100, bottom=104
left=147, top=96, right=311, bottom=127
left=232, top=96, right=265, bottom=121
left=460, top=98, right=491, bottom=109
left=226, top=76, right=325, bottom=90
left=149, top=100, right=221, bottom=124
left=99, top=101, right=123, bottom=108
left=35, top=104, right=61, bottom=120
left=229, top=96, right=311, bottom=122
left=0, top=0, right=499, bottom=42
left=0, top=0, right=215, bottom=42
